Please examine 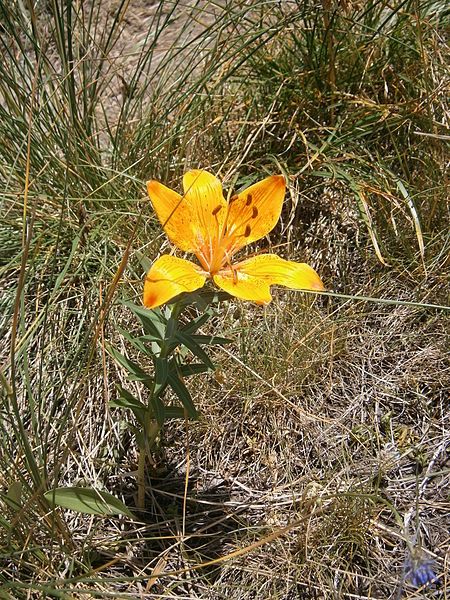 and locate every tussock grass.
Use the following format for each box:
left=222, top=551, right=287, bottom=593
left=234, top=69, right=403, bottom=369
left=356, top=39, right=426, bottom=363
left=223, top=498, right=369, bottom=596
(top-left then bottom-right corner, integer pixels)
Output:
left=1, top=0, right=449, bottom=598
